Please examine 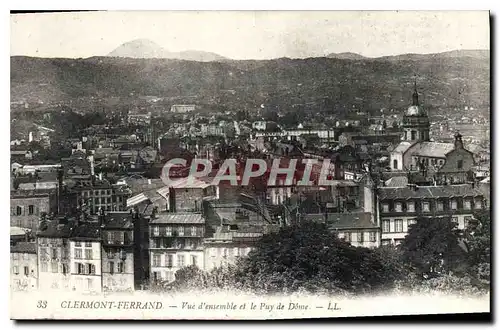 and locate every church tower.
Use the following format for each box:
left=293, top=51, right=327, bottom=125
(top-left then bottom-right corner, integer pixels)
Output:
left=402, top=80, right=430, bottom=142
